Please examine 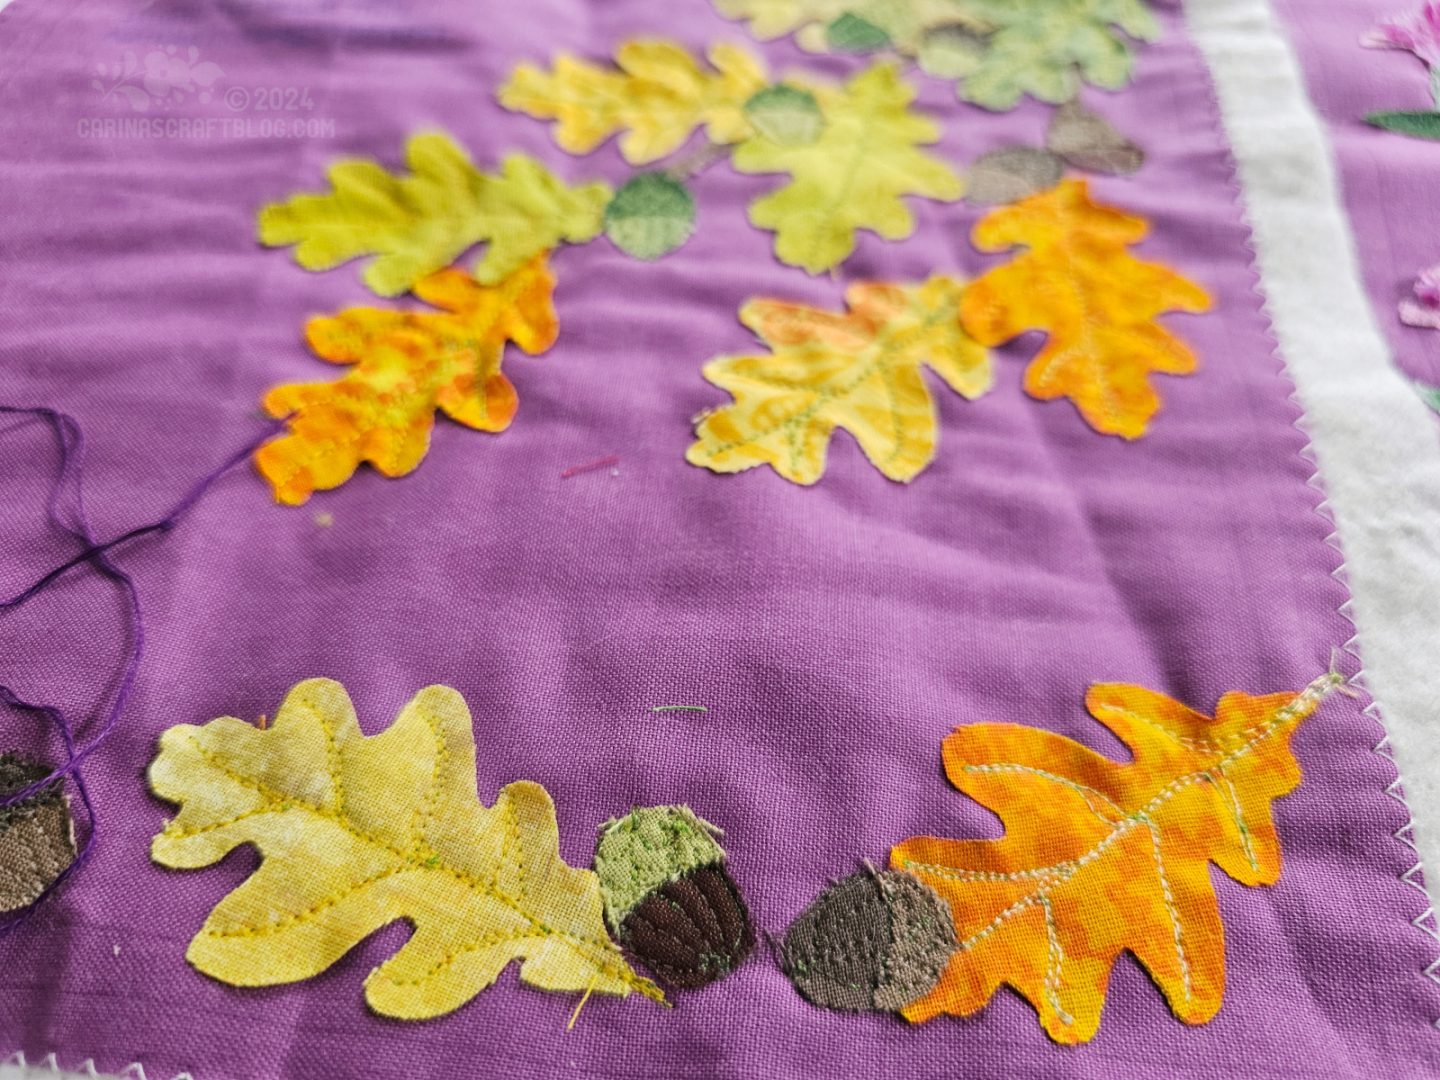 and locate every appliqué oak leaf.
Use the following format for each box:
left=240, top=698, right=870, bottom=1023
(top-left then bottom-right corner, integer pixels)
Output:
left=891, top=673, right=1342, bottom=1043
left=502, top=44, right=958, bottom=273
left=256, top=255, right=558, bottom=505
left=711, top=0, right=989, bottom=57
left=688, top=275, right=990, bottom=484
left=944, top=0, right=1159, bottom=109
left=148, top=678, right=662, bottom=1019
left=498, top=40, right=769, bottom=165
left=257, top=133, right=610, bottom=295
left=709, top=0, right=1157, bottom=109
left=732, top=64, right=964, bottom=273
left=961, top=179, right=1211, bottom=438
